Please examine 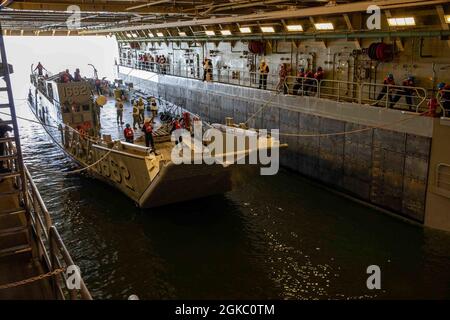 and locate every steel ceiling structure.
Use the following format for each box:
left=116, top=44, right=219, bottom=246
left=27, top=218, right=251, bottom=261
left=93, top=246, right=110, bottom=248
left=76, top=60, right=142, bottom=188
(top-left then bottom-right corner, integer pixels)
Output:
left=0, top=0, right=449, bottom=39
